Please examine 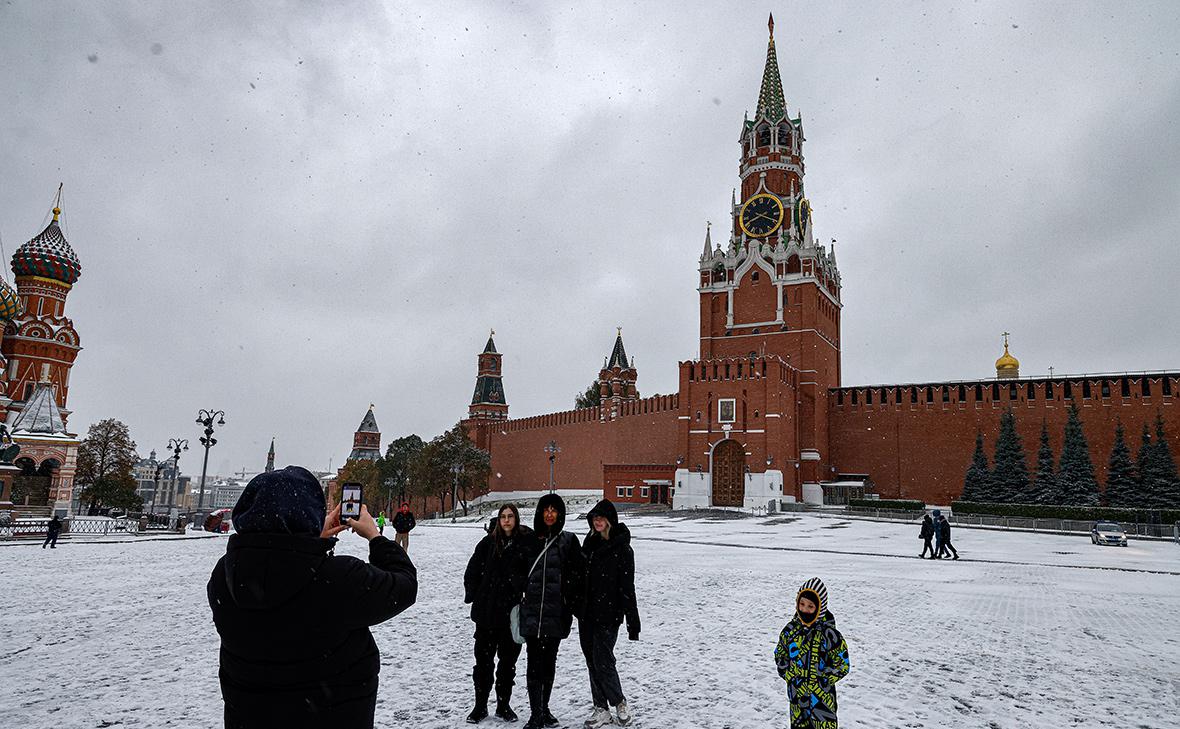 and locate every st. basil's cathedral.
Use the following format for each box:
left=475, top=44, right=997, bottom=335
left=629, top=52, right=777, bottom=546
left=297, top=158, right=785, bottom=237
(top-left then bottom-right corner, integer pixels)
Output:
left=458, top=18, right=1179, bottom=508
left=0, top=192, right=84, bottom=517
